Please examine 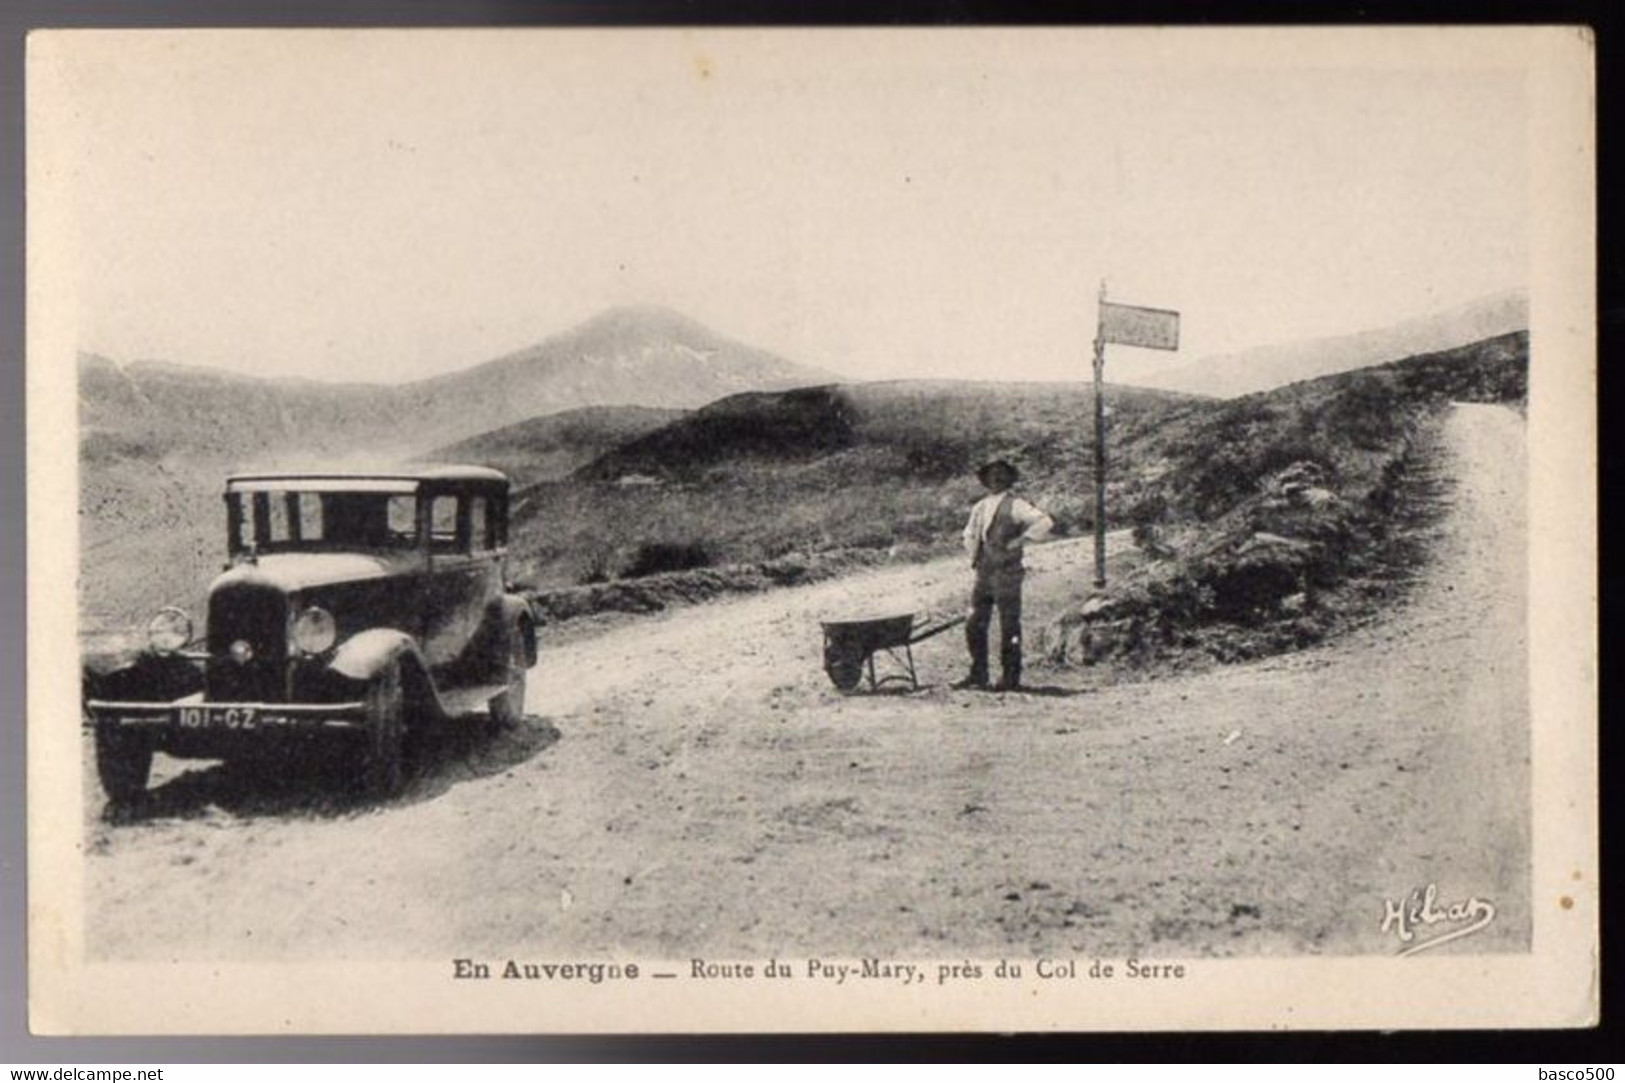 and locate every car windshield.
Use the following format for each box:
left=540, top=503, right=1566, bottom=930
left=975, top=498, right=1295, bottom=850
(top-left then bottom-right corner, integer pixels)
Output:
left=228, top=488, right=419, bottom=553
